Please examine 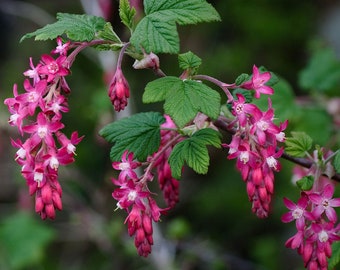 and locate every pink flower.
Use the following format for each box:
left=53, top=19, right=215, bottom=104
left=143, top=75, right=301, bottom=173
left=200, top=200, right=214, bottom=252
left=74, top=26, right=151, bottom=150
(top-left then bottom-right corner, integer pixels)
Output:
left=51, top=37, right=70, bottom=56
left=227, top=141, right=258, bottom=180
left=22, top=112, right=64, bottom=148
left=38, top=54, right=70, bottom=82
left=242, top=65, right=274, bottom=98
left=112, top=180, right=149, bottom=210
left=250, top=101, right=280, bottom=145
left=309, top=184, right=340, bottom=222
left=16, top=79, right=47, bottom=116
left=112, top=151, right=140, bottom=182
left=23, top=57, right=42, bottom=85
left=56, top=131, right=84, bottom=154
left=232, top=93, right=261, bottom=127
left=282, top=193, right=311, bottom=230
left=108, top=67, right=130, bottom=111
